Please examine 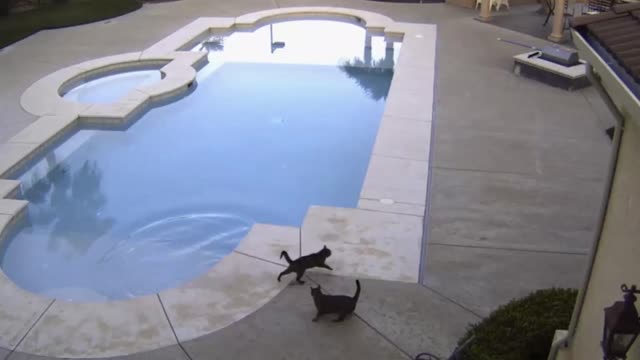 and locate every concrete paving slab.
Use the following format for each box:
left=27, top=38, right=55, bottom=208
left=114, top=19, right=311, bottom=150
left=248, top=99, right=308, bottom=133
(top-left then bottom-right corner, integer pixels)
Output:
left=17, top=296, right=176, bottom=358
left=0, top=347, right=10, bottom=360
left=310, top=274, right=480, bottom=359
left=0, top=199, right=27, bottom=217
left=234, top=223, right=300, bottom=265
left=422, top=244, right=586, bottom=317
left=180, top=281, right=410, bottom=360
left=429, top=168, right=603, bottom=253
left=0, top=143, right=39, bottom=178
left=361, top=155, right=428, bottom=205
left=373, top=116, right=431, bottom=162
left=383, top=80, right=434, bottom=122
left=8, top=115, right=78, bottom=146
left=358, top=198, right=425, bottom=216
left=159, top=252, right=288, bottom=343
left=302, top=206, right=422, bottom=282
